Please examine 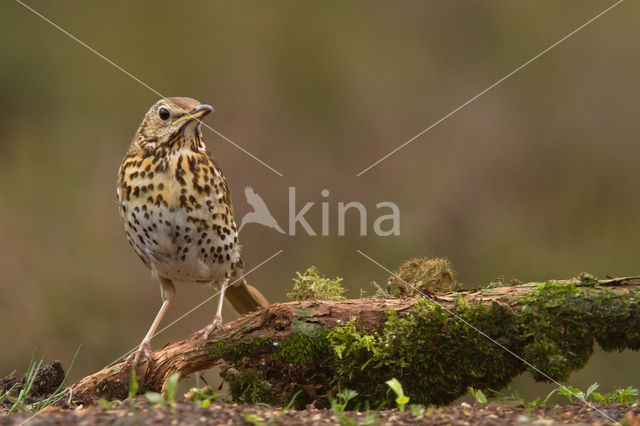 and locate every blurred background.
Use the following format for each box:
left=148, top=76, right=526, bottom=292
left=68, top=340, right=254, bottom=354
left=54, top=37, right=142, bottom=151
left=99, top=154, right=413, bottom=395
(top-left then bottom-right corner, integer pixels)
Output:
left=1, top=0, right=638, bottom=400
